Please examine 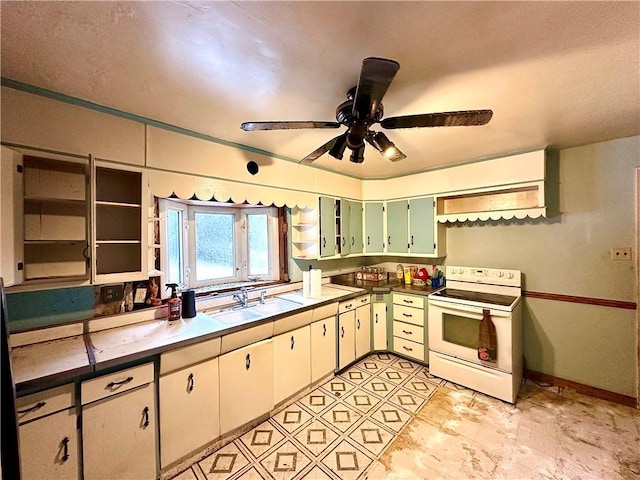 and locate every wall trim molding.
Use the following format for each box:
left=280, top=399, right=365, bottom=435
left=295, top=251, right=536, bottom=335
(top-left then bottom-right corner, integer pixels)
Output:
left=523, top=290, right=636, bottom=310
left=524, top=369, right=637, bottom=409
